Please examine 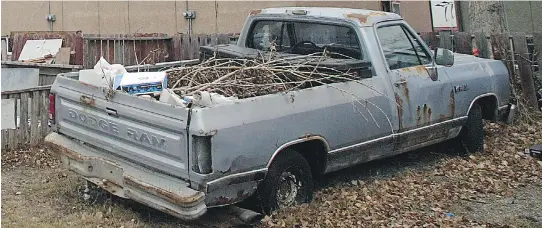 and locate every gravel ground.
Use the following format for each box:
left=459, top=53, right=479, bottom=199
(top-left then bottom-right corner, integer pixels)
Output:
left=2, top=113, right=541, bottom=228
